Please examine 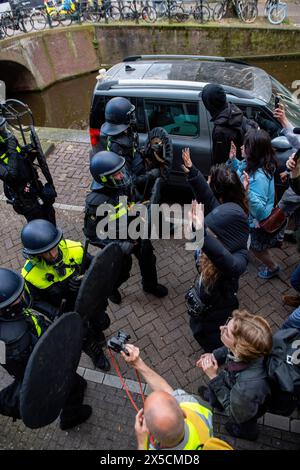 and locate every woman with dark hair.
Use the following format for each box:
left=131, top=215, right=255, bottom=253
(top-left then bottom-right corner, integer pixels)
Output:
left=228, top=129, right=279, bottom=280
left=182, top=149, right=249, bottom=352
